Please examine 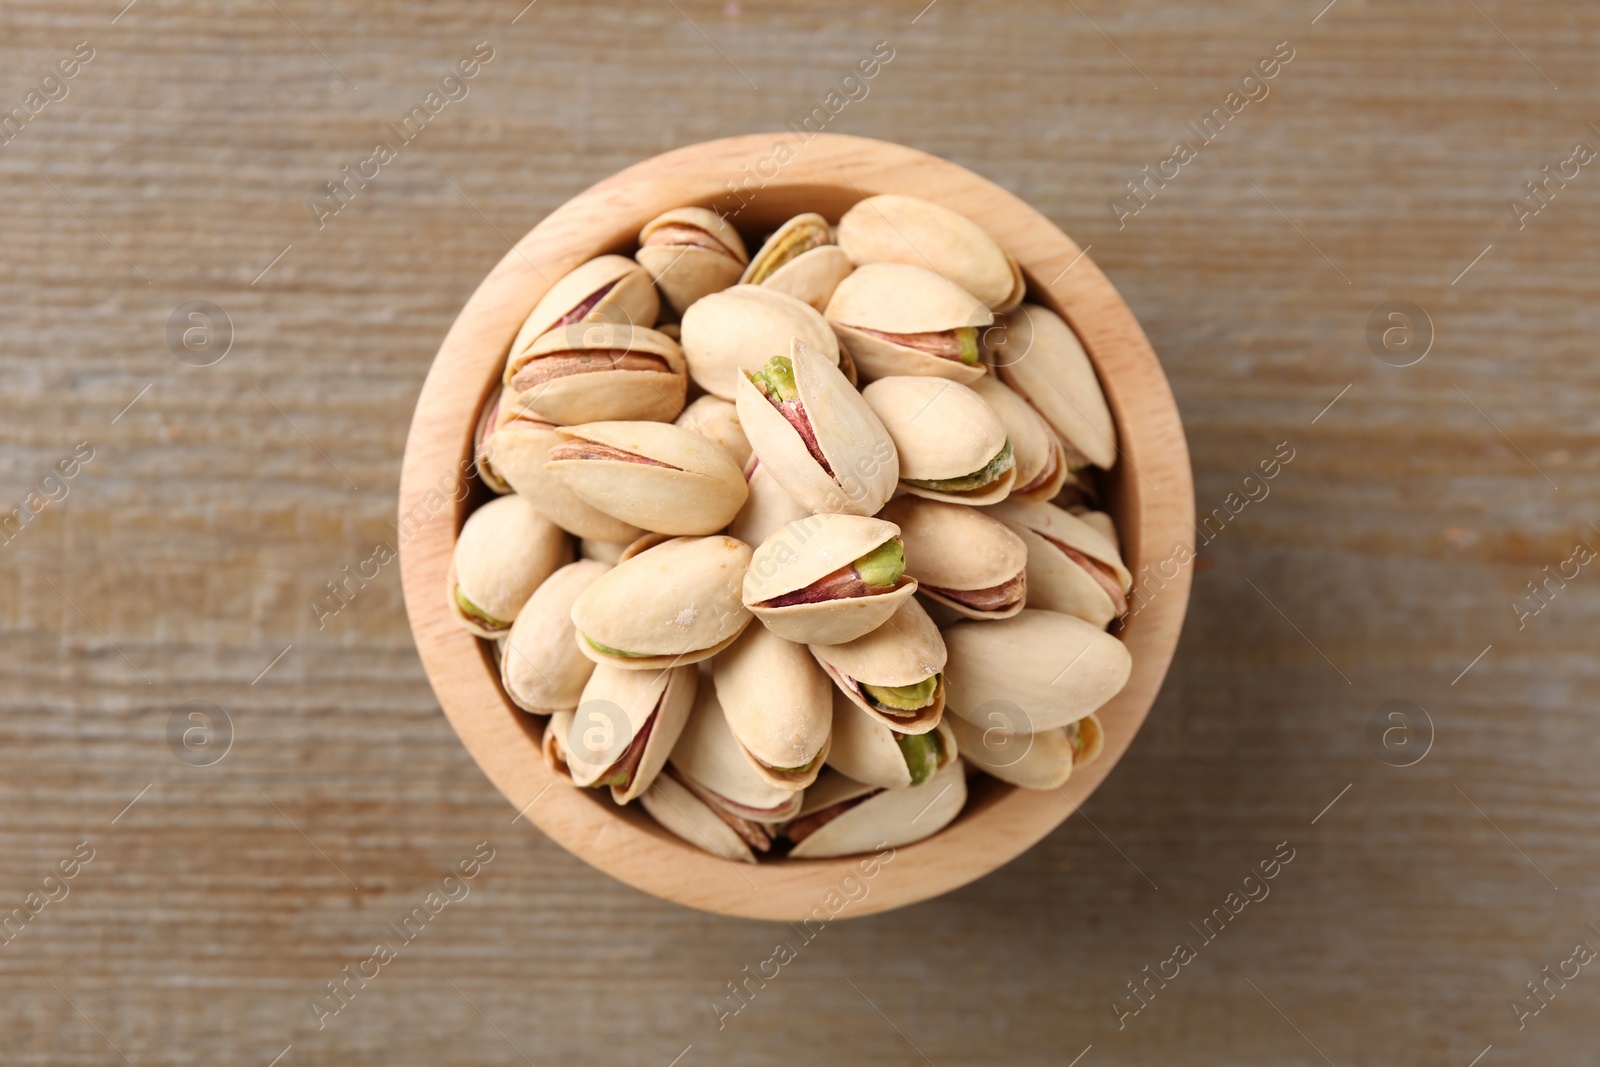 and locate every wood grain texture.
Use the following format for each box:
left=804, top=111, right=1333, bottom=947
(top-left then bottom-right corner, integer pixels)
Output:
left=2, top=0, right=1598, bottom=1064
